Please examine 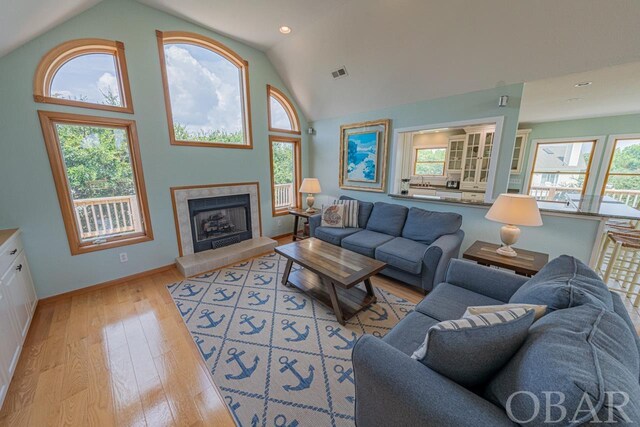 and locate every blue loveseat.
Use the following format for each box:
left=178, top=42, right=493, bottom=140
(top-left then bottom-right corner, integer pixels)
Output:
left=353, top=257, right=640, bottom=426
left=309, top=196, right=464, bottom=292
